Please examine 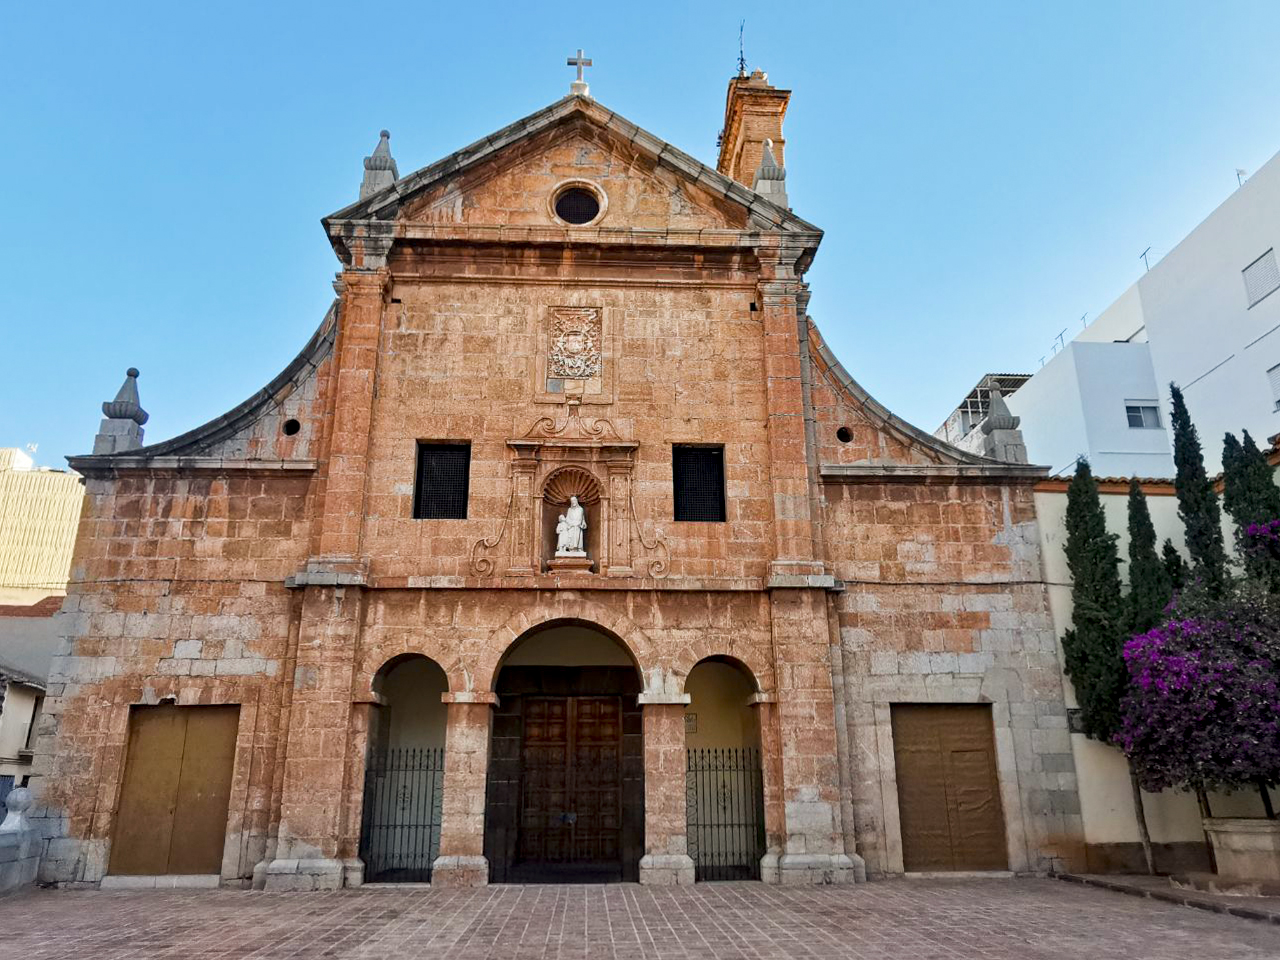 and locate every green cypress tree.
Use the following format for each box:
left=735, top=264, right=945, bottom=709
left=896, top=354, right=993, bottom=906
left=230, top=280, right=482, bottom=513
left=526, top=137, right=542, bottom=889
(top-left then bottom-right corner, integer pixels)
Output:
left=1169, top=384, right=1228, bottom=596
left=1162, top=539, right=1188, bottom=590
left=1127, top=479, right=1172, bottom=633
left=1223, top=429, right=1280, bottom=588
left=1060, top=459, right=1129, bottom=740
